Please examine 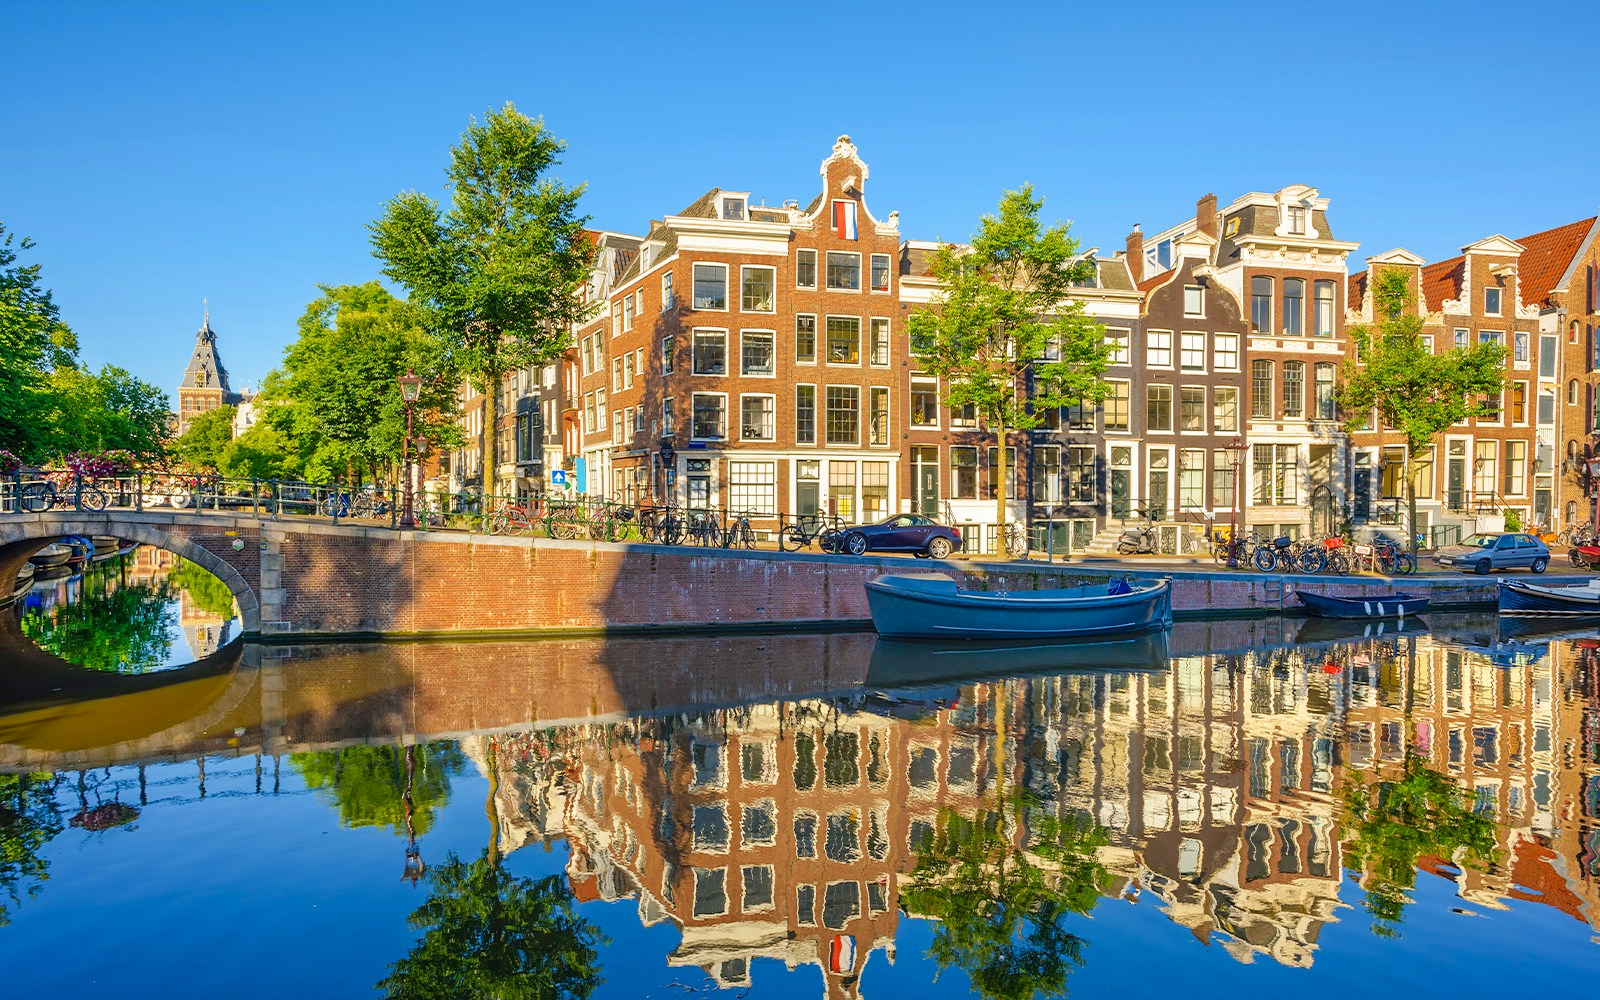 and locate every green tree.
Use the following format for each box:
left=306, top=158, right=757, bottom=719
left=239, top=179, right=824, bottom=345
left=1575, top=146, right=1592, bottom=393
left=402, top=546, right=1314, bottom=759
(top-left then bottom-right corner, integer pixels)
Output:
left=377, top=850, right=604, bottom=1000
left=217, top=422, right=296, bottom=481
left=0, top=224, right=78, bottom=463
left=18, top=571, right=177, bottom=673
left=169, top=405, right=236, bottom=471
left=292, top=742, right=466, bottom=835
left=371, top=104, right=596, bottom=494
left=38, top=364, right=171, bottom=463
left=0, top=772, right=64, bottom=927
left=1340, top=268, right=1506, bottom=556
left=905, top=187, right=1110, bottom=552
left=1340, top=755, right=1499, bottom=938
left=168, top=558, right=238, bottom=619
